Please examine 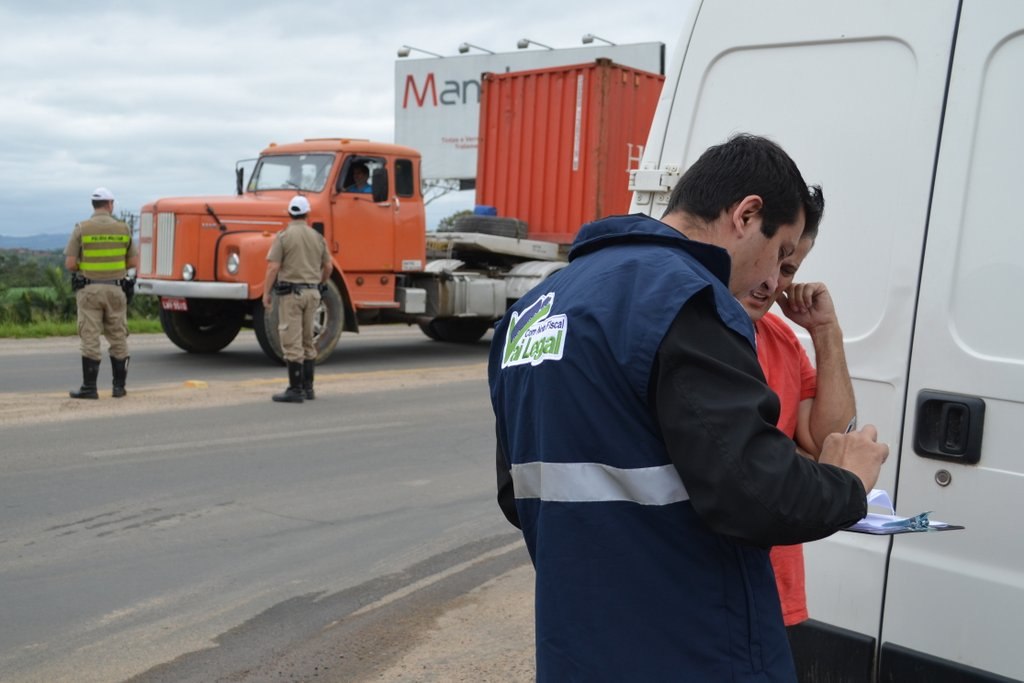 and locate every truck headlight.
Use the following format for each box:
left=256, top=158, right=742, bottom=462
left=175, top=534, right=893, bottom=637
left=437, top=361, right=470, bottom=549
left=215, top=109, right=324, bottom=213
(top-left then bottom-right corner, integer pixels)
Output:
left=226, top=252, right=240, bottom=275
left=182, top=264, right=196, bottom=281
